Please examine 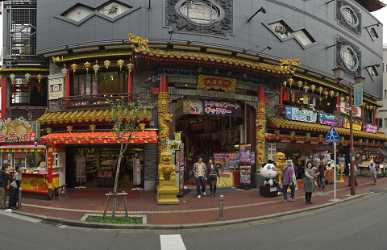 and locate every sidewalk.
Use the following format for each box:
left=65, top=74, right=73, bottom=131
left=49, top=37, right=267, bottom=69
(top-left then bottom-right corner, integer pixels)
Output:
left=18, top=176, right=387, bottom=225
